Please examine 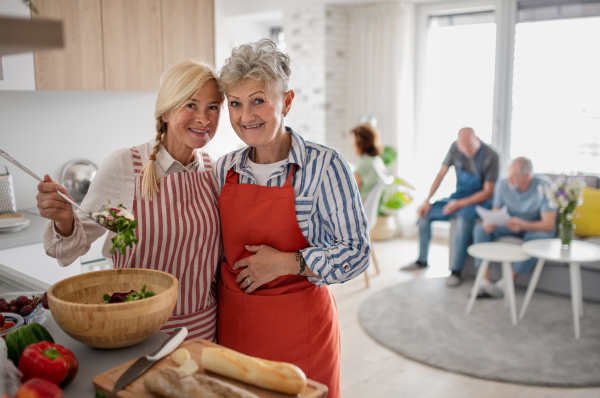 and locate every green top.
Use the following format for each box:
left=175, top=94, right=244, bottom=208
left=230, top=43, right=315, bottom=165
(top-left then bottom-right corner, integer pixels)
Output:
left=355, top=155, right=383, bottom=200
